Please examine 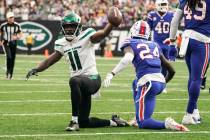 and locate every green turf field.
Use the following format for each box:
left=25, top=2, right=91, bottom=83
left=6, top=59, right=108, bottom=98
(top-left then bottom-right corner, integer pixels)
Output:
left=0, top=55, right=210, bottom=140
